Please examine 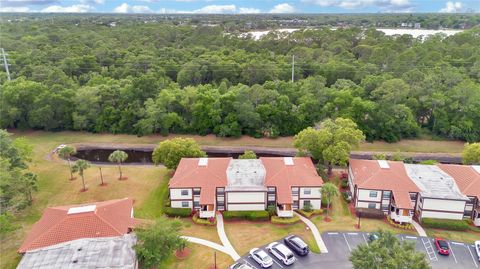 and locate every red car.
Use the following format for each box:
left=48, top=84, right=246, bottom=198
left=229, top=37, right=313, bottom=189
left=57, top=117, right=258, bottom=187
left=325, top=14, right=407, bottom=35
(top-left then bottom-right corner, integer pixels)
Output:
left=434, top=238, right=450, bottom=255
